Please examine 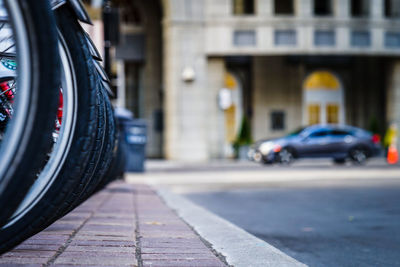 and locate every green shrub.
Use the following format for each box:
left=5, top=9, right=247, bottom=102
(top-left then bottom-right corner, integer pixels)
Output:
left=233, top=116, right=253, bottom=156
